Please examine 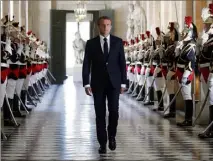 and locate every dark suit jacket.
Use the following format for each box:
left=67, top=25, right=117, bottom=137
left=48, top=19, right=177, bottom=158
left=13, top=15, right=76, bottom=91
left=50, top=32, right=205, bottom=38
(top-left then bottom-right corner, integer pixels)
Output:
left=82, top=34, right=127, bottom=90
